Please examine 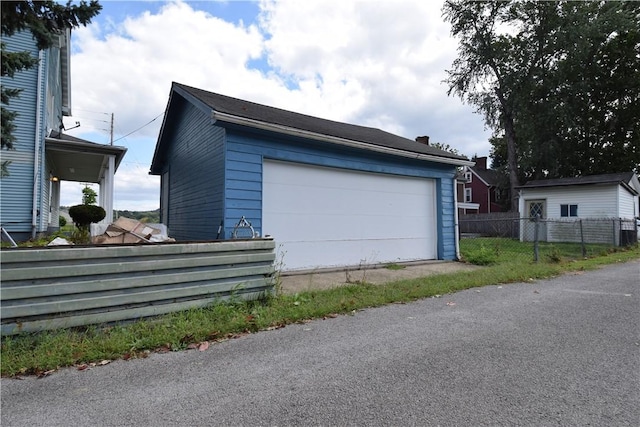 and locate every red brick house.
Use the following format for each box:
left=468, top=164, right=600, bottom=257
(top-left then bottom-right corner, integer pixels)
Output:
left=456, top=172, right=479, bottom=216
left=460, top=157, right=507, bottom=214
